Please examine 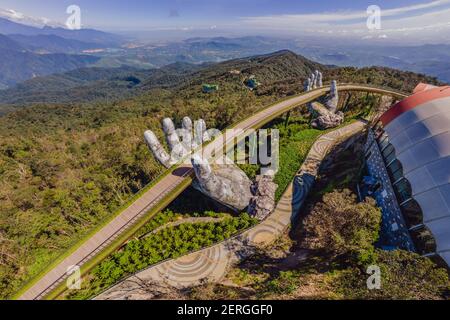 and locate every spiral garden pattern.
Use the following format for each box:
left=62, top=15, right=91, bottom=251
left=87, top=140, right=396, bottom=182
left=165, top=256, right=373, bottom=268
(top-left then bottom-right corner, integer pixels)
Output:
left=97, top=120, right=365, bottom=300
